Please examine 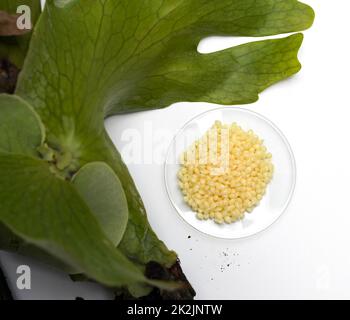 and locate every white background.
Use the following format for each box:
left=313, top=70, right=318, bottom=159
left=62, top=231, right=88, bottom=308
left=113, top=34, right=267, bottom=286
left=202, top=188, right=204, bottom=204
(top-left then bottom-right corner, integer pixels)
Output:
left=2, top=0, right=350, bottom=299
